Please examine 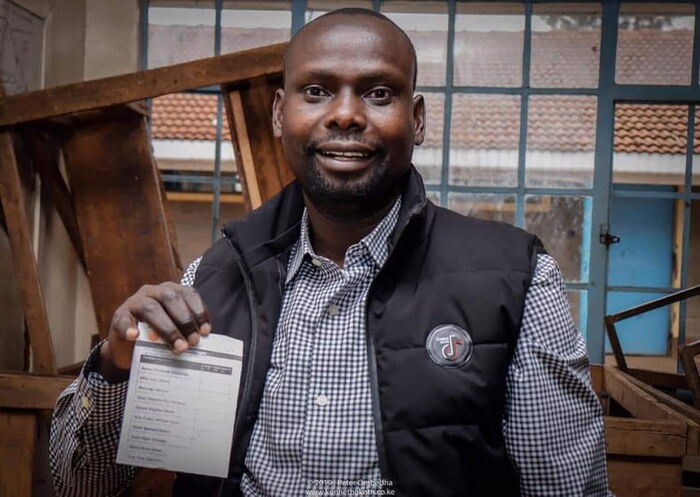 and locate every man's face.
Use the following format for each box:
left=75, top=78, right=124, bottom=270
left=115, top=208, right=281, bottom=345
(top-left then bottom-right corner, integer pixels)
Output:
left=273, top=16, right=425, bottom=217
